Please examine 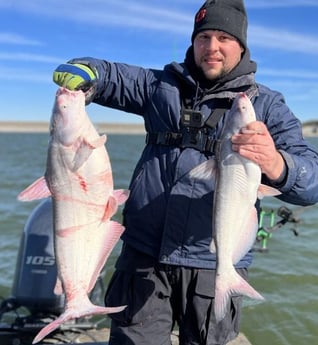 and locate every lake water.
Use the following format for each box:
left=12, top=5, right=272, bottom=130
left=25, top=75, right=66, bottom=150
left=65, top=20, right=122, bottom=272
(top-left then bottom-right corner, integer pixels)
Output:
left=0, top=132, right=317, bottom=345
